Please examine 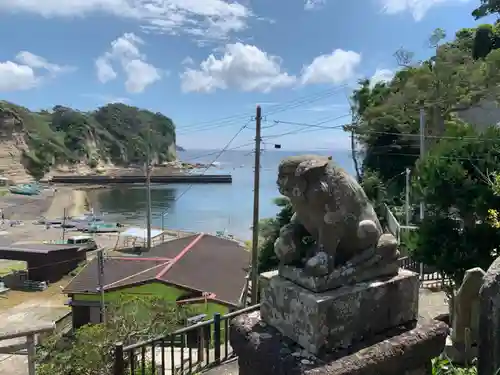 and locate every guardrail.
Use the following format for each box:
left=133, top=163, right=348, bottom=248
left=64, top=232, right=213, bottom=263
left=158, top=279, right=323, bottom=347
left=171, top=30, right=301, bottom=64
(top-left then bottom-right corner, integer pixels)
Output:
left=113, top=304, right=260, bottom=375
left=111, top=256, right=446, bottom=375
left=0, top=323, right=55, bottom=375
left=398, top=256, right=451, bottom=287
